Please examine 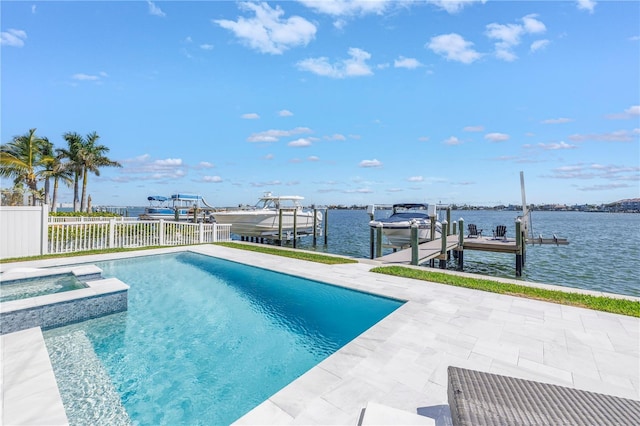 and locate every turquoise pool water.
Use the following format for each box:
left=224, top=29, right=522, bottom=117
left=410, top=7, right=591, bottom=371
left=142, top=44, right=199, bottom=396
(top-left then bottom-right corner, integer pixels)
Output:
left=44, top=252, right=402, bottom=425
left=0, top=273, right=86, bottom=303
